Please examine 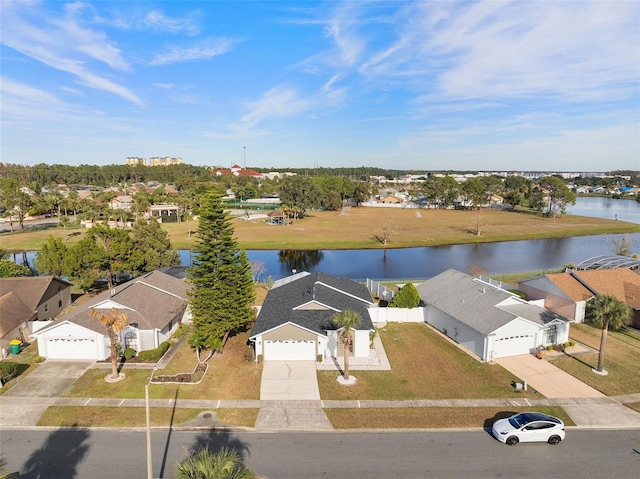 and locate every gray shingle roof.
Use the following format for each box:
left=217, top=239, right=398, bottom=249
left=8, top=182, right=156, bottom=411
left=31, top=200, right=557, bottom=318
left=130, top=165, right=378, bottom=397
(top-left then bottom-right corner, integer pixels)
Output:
left=0, top=292, right=37, bottom=337
left=39, top=270, right=188, bottom=335
left=416, top=269, right=567, bottom=336
left=250, top=272, right=374, bottom=338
